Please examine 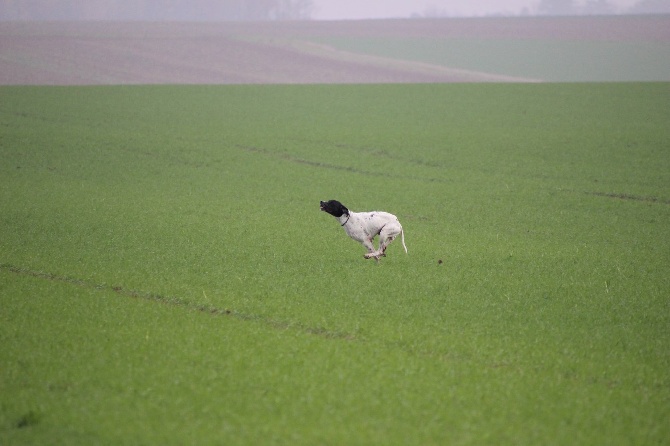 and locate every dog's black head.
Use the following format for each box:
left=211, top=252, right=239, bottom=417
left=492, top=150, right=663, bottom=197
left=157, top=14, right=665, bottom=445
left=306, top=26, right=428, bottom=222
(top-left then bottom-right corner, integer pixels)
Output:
left=320, top=200, right=349, bottom=218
